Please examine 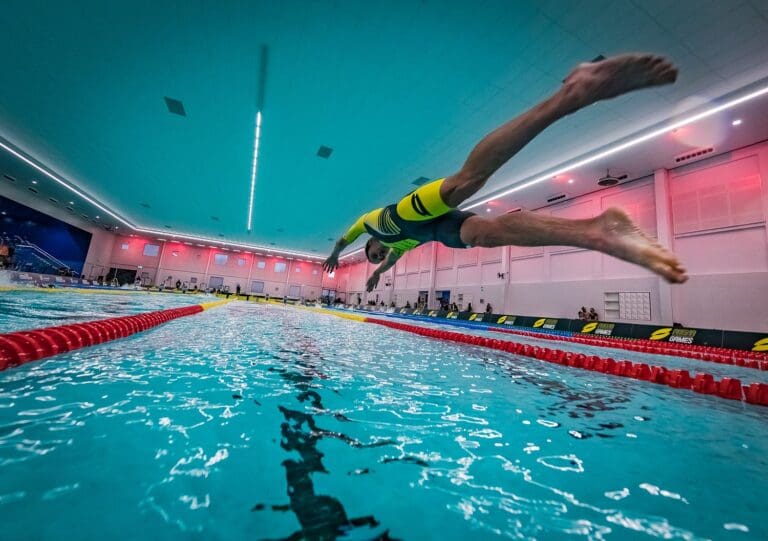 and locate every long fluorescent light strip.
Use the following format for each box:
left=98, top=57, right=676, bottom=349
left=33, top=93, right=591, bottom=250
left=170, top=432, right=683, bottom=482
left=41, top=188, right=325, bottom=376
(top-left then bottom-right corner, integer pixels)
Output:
left=0, top=140, right=133, bottom=228
left=0, top=137, right=321, bottom=260
left=246, top=110, right=262, bottom=230
left=461, top=83, right=768, bottom=211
